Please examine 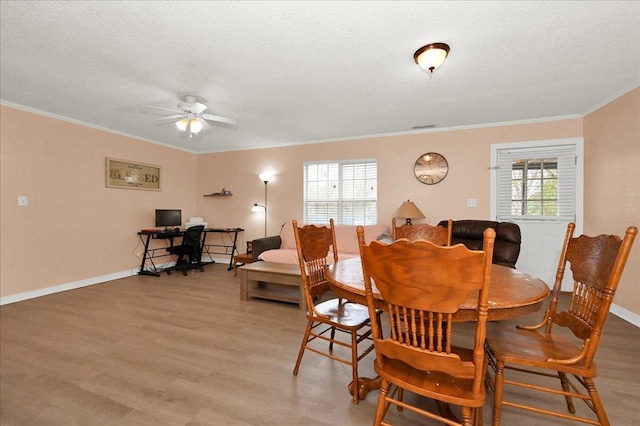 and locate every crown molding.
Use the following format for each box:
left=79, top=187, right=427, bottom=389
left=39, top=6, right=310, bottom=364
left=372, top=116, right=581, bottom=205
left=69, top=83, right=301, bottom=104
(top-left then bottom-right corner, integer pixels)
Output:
left=0, top=100, right=197, bottom=154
